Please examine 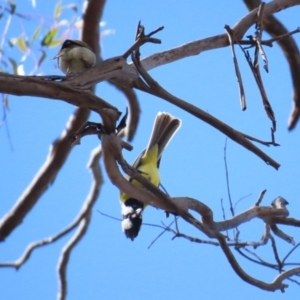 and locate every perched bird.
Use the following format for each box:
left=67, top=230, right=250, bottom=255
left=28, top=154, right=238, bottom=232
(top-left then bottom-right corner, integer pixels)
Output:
left=271, top=197, right=289, bottom=209
left=54, top=39, right=96, bottom=74
left=120, top=112, right=181, bottom=241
